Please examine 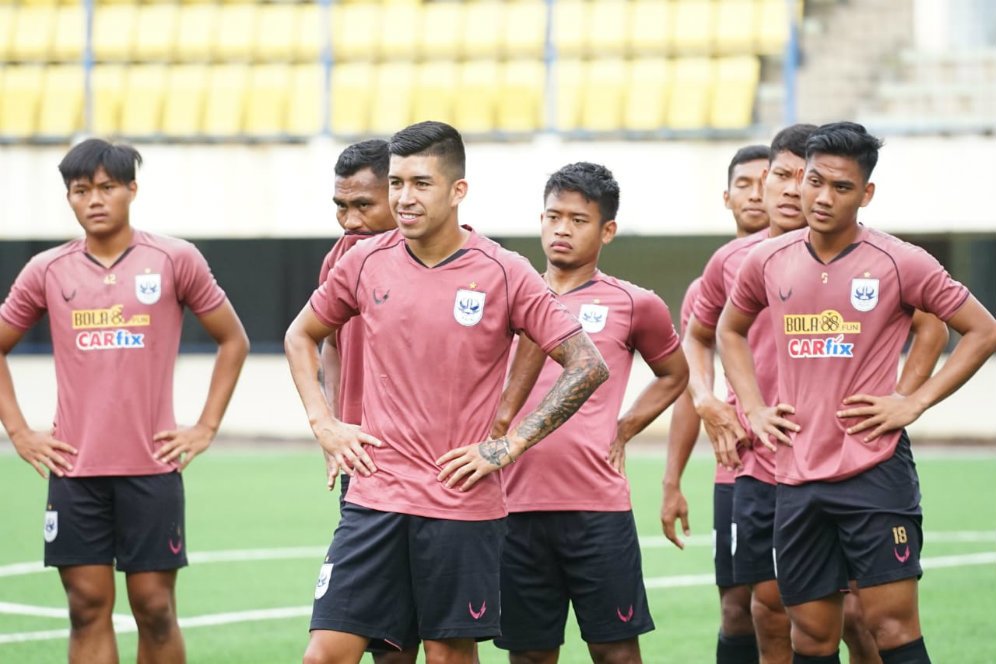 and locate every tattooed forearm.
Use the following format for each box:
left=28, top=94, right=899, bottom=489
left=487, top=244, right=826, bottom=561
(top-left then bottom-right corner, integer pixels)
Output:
left=479, top=437, right=513, bottom=467
left=513, top=333, right=609, bottom=450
